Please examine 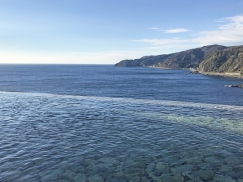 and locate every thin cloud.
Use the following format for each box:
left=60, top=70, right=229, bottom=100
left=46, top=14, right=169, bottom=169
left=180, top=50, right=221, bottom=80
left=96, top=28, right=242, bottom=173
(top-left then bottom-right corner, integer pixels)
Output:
left=132, top=38, right=188, bottom=45
left=164, top=28, right=189, bottom=33
left=149, top=27, right=189, bottom=33
left=149, top=27, right=161, bottom=31
left=194, top=15, right=243, bottom=45
left=138, top=15, right=243, bottom=49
